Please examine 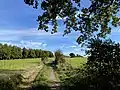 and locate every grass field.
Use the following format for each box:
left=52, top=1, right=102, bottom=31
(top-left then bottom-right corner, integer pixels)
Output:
left=0, top=58, right=40, bottom=70
left=0, top=57, right=87, bottom=89
left=0, top=57, right=87, bottom=70
left=66, top=57, right=87, bottom=68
